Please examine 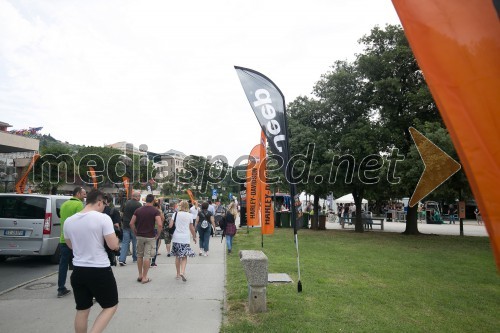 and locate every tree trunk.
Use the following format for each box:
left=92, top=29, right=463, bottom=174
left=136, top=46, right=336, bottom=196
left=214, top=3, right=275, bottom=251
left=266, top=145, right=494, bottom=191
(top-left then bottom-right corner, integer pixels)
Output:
left=402, top=205, right=420, bottom=235
left=313, top=194, right=320, bottom=230
left=353, top=188, right=364, bottom=233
